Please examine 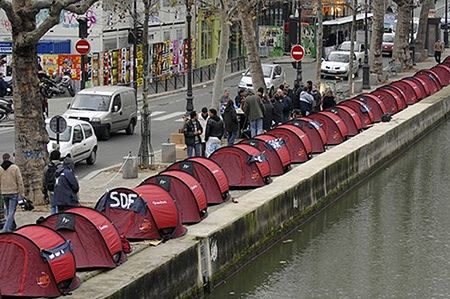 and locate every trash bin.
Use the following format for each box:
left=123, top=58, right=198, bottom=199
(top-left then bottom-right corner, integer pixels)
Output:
left=122, top=155, right=138, bottom=179
left=161, top=143, right=176, bottom=163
